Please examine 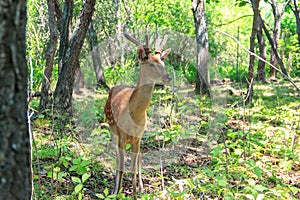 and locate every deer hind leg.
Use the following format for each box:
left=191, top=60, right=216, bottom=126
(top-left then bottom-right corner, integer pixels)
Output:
left=138, top=150, right=143, bottom=191
left=131, top=140, right=143, bottom=196
left=112, top=133, right=125, bottom=194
